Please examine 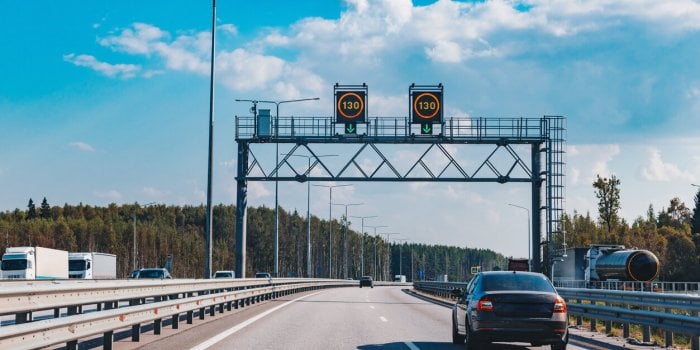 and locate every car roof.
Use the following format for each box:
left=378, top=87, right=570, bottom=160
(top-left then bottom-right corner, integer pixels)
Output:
left=480, top=271, right=545, bottom=277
